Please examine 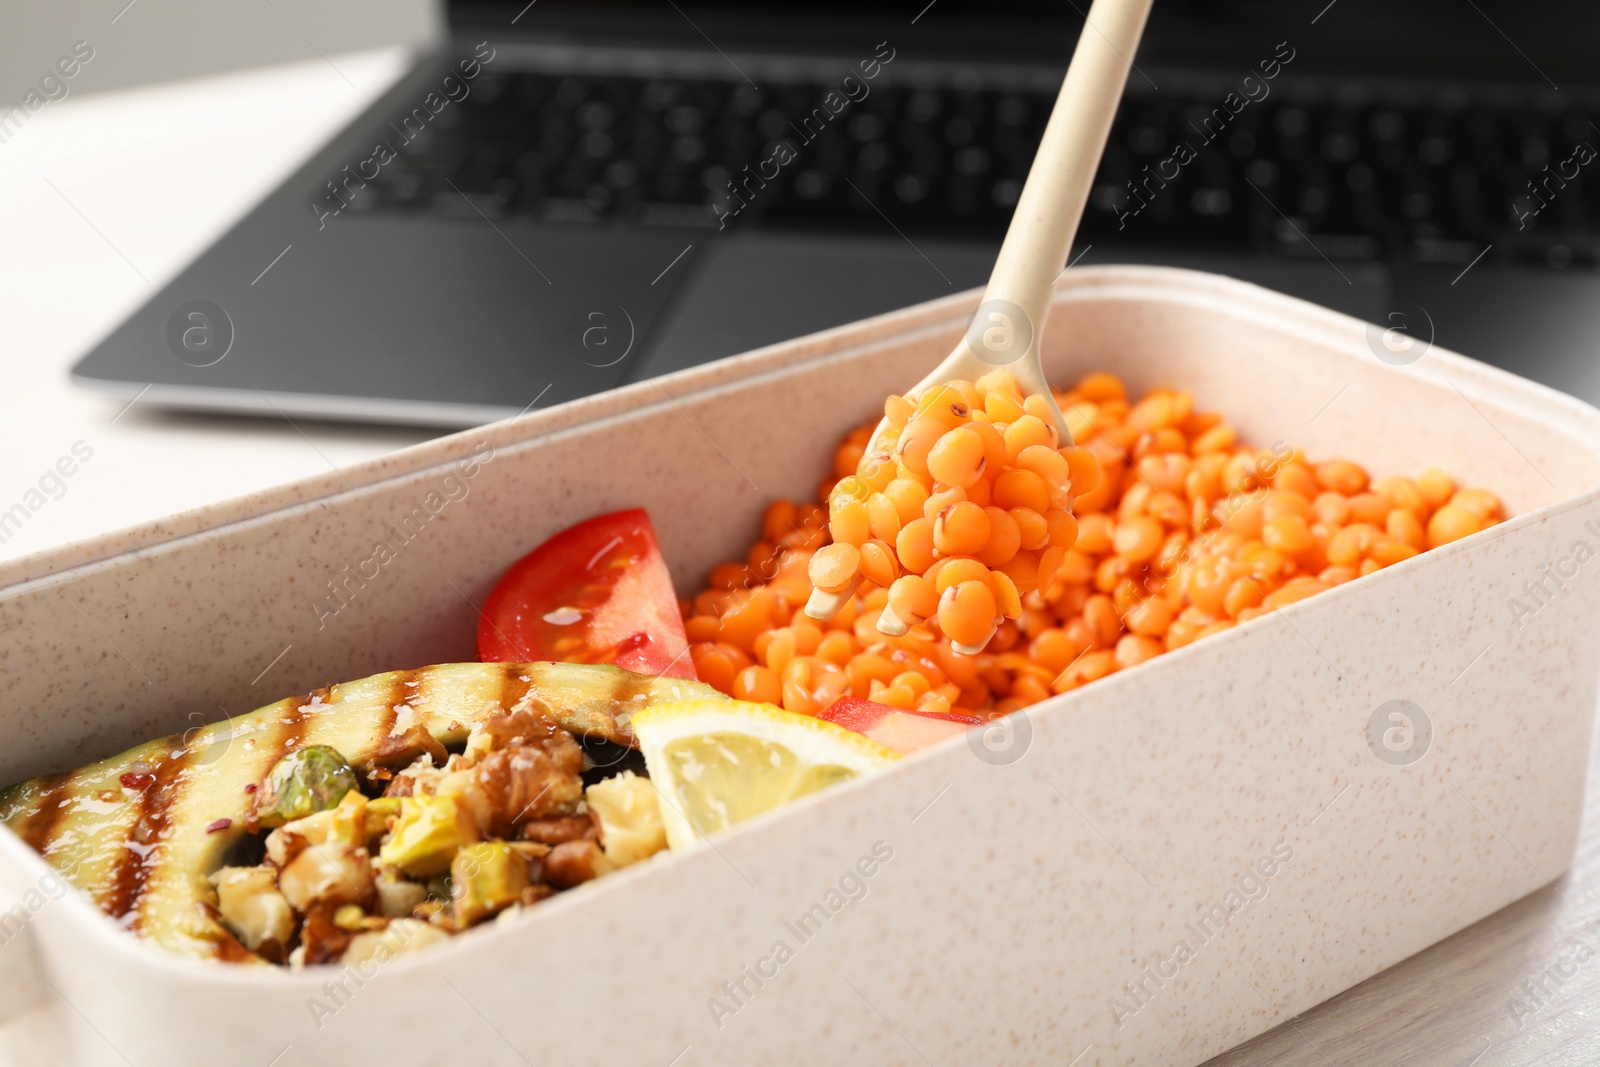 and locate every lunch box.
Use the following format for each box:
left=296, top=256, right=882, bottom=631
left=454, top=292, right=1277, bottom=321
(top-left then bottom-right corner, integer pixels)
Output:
left=3, top=266, right=1598, bottom=1067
